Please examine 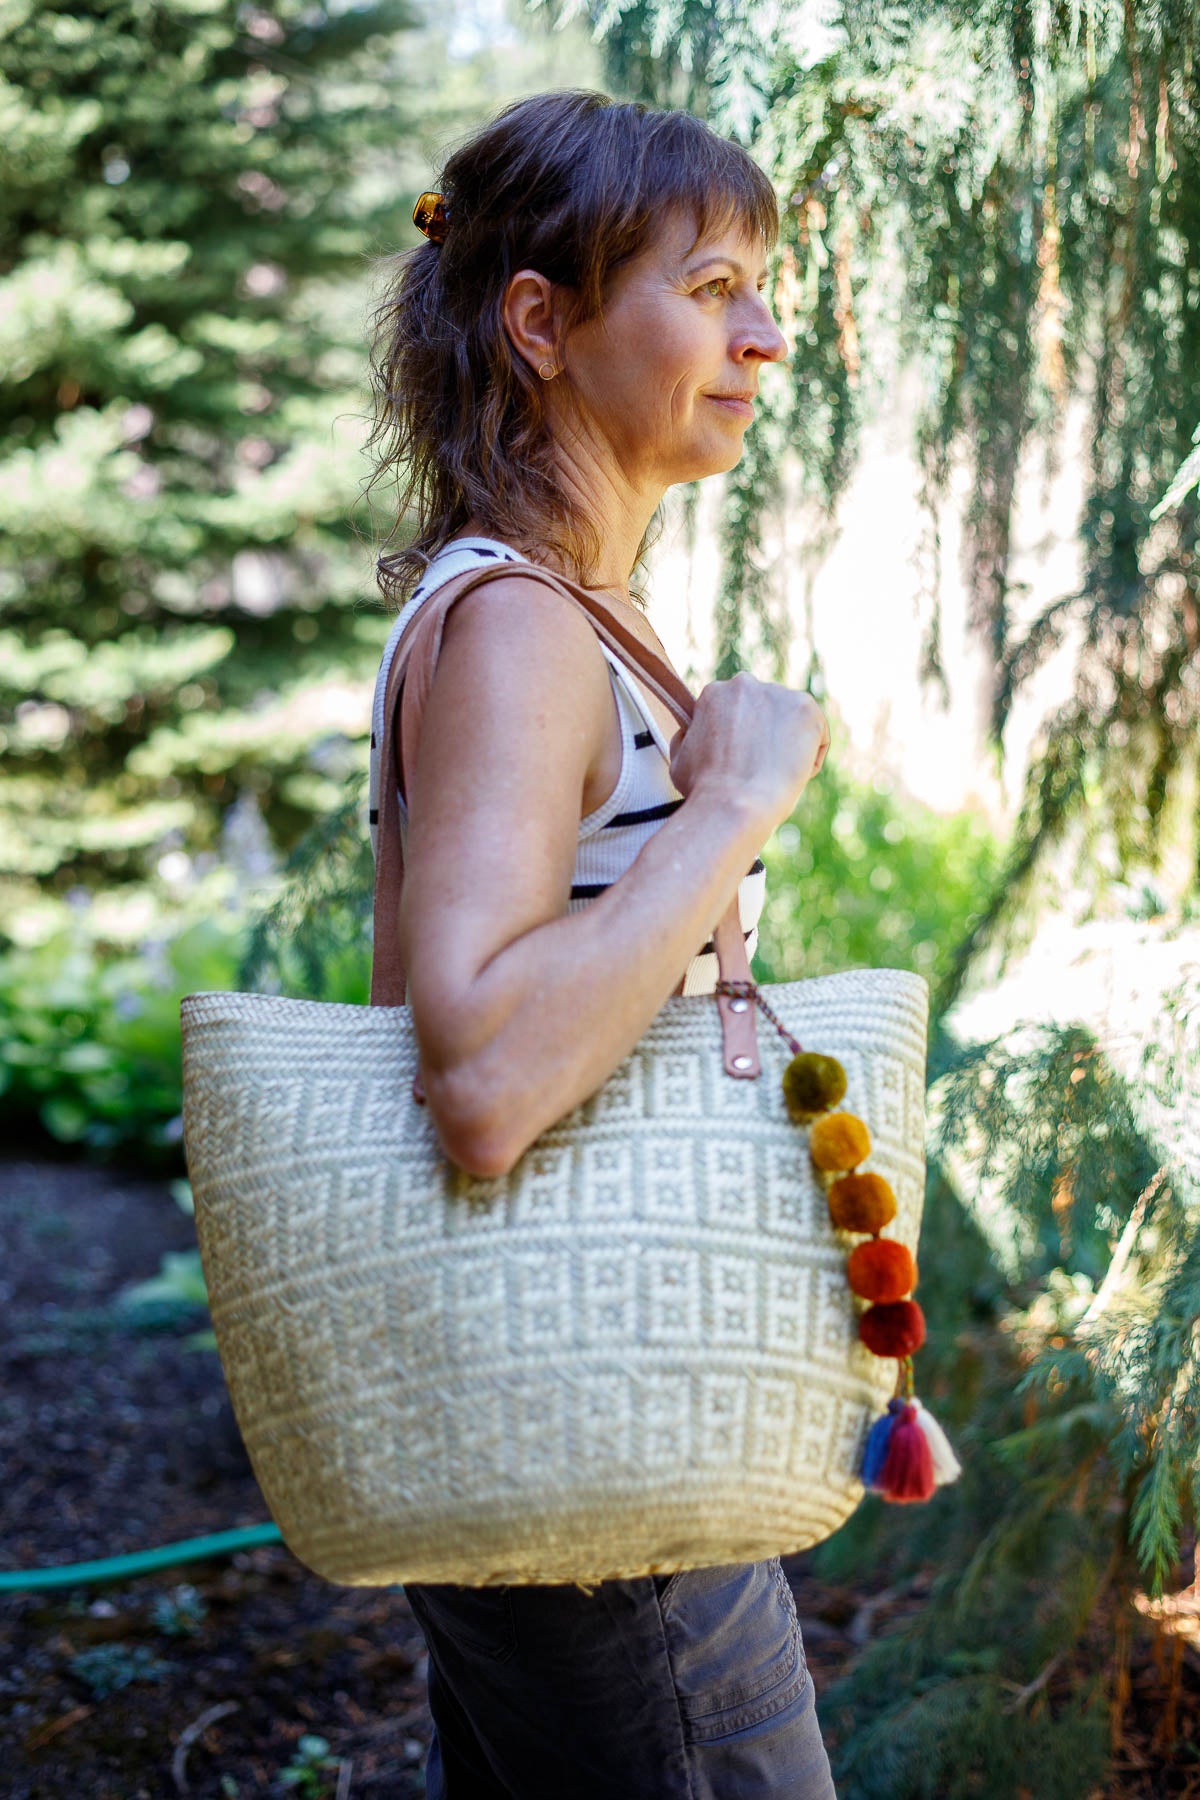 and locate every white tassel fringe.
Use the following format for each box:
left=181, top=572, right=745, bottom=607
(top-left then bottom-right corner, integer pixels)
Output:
left=912, top=1397, right=962, bottom=1485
